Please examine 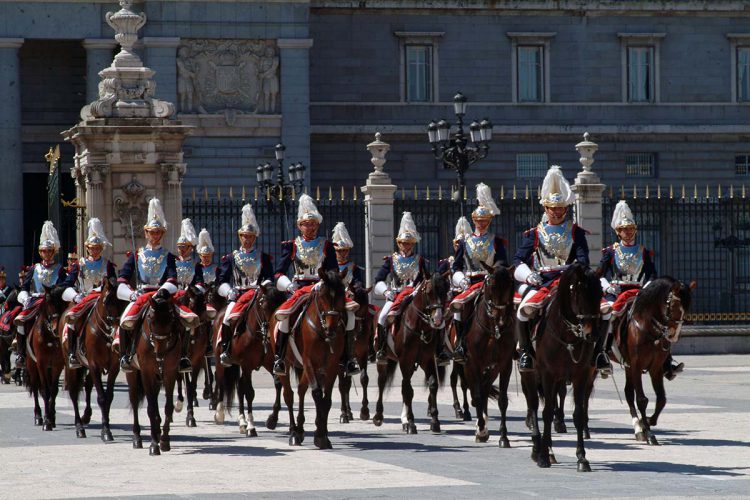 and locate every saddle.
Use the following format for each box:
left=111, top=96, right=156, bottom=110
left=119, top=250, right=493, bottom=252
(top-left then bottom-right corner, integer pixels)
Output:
left=386, top=294, right=414, bottom=327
